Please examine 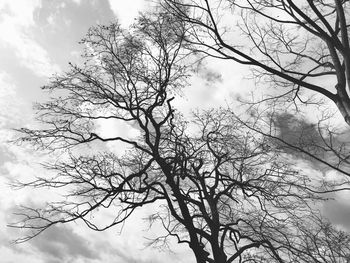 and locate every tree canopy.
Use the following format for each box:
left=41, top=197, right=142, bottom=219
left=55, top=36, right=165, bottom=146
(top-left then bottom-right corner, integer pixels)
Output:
left=11, top=3, right=350, bottom=263
left=163, top=0, right=350, bottom=125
